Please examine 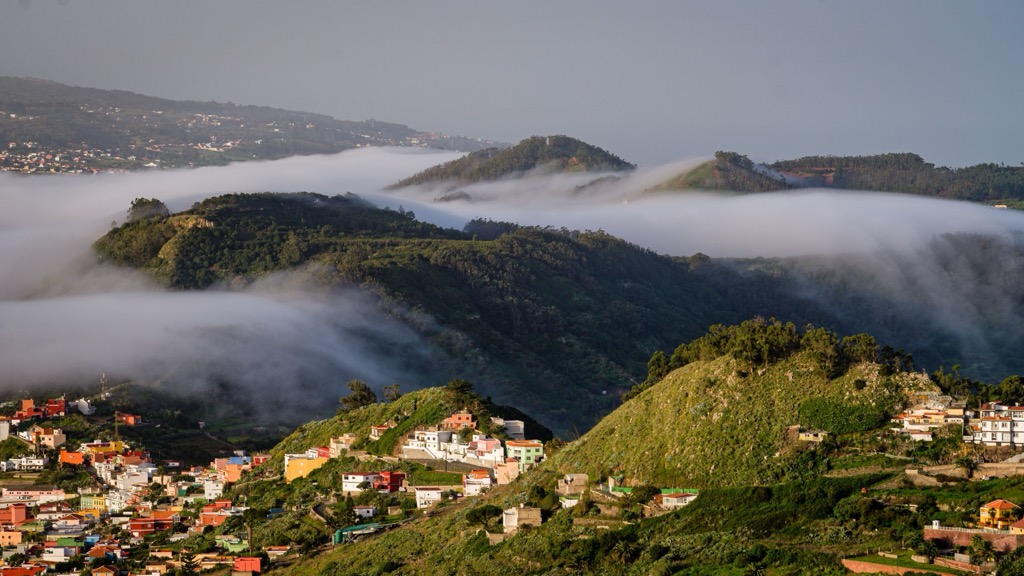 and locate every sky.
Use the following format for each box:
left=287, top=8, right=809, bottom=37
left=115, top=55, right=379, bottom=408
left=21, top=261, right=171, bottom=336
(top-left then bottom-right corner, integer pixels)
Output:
left=1, top=0, right=1022, bottom=167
